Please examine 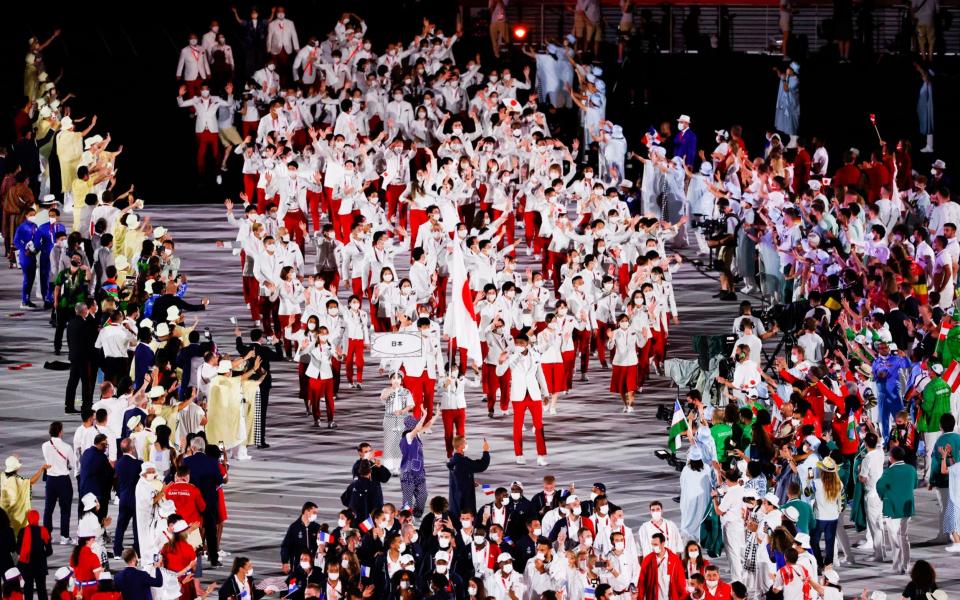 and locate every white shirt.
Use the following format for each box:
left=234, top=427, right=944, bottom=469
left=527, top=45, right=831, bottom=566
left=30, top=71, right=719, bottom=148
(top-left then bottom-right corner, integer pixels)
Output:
left=859, top=448, right=885, bottom=492
left=718, top=484, right=745, bottom=527
left=95, top=324, right=135, bottom=358
left=72, top=424, right=98, bottom=469
left=42, top=437, right=76, bottom=476
left=177, top=95, right=228, bottom=133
